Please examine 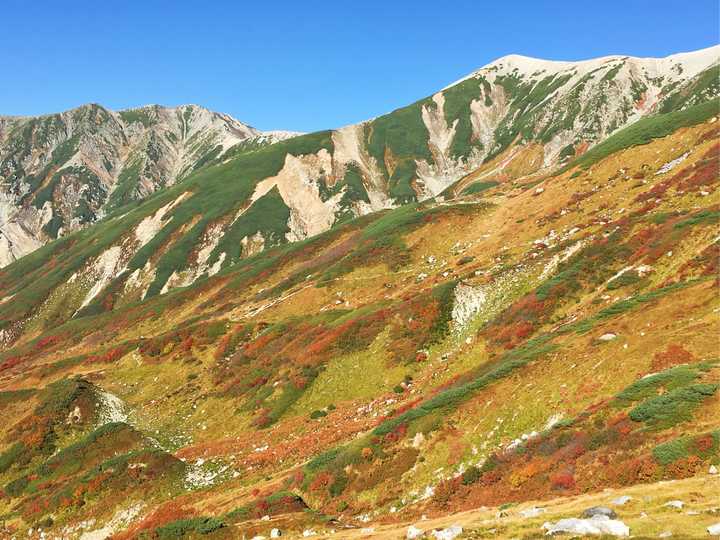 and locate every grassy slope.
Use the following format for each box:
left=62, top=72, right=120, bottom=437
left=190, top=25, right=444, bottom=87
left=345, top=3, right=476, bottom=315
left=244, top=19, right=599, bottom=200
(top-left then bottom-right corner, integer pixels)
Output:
left=0, top=85, right=718, bottom=539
